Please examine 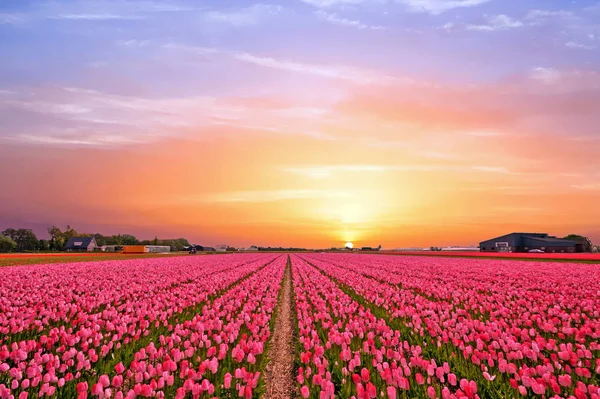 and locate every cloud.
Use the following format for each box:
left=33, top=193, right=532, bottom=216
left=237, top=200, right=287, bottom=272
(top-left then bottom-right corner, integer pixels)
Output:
left=233, top=52, right=394, bottom=84
left=0, top=13, right=25, bottom=25
left=2, top=133, right=143, bottom=147
left=44, top=1, right=198, bottom=21
left=0, top=86, right=341, bottom=147
left=524, top=9, right=573, bottom=25
left=117, top=39, right=152, bottom=47
left=191, top=190, right=354, bottom=203
left=572, top=184, right=600, bottom=191
left=162, top=43, right=220, bottom=56
left=398, top=0, right=492, bottom=15
left=466, top=131, right=504, bottom=137
left=300, top=0, right=491, bottom=13
left=162, top=42, right=394, bottom=84
left=529, top=67, right=561, bottom=85
left=466, top=14, right=523, bottom=31
left=315, top=10, right=385, bottom=29
left=565, top=41, right=595, bottom=50
left=299, top=0, right=368, bottom=7
left=471, top=166, right=510, bottom=174
left=204, top=4, right=282, bottom=26
left=51, top=13, right=144, bottom=20
left=284, top=164, right=512, bottom=178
